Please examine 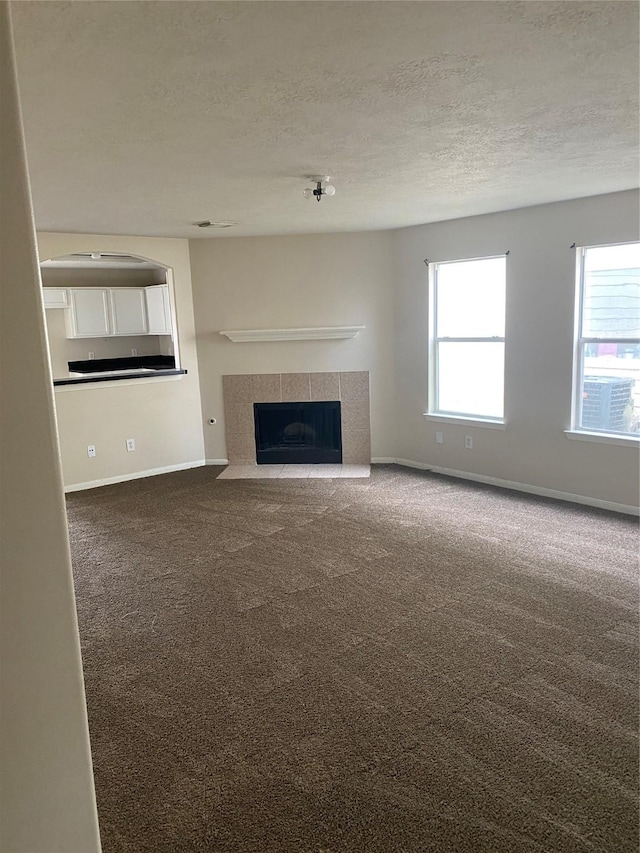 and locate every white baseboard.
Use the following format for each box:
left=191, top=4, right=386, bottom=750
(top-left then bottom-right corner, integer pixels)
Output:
left=390, top=458, right=639, bottom=516
left=64, top=460, right=207, bottom=493
left=63, top=456, right=638, bottom=515
left=393, top=458, right=432, bottom=471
